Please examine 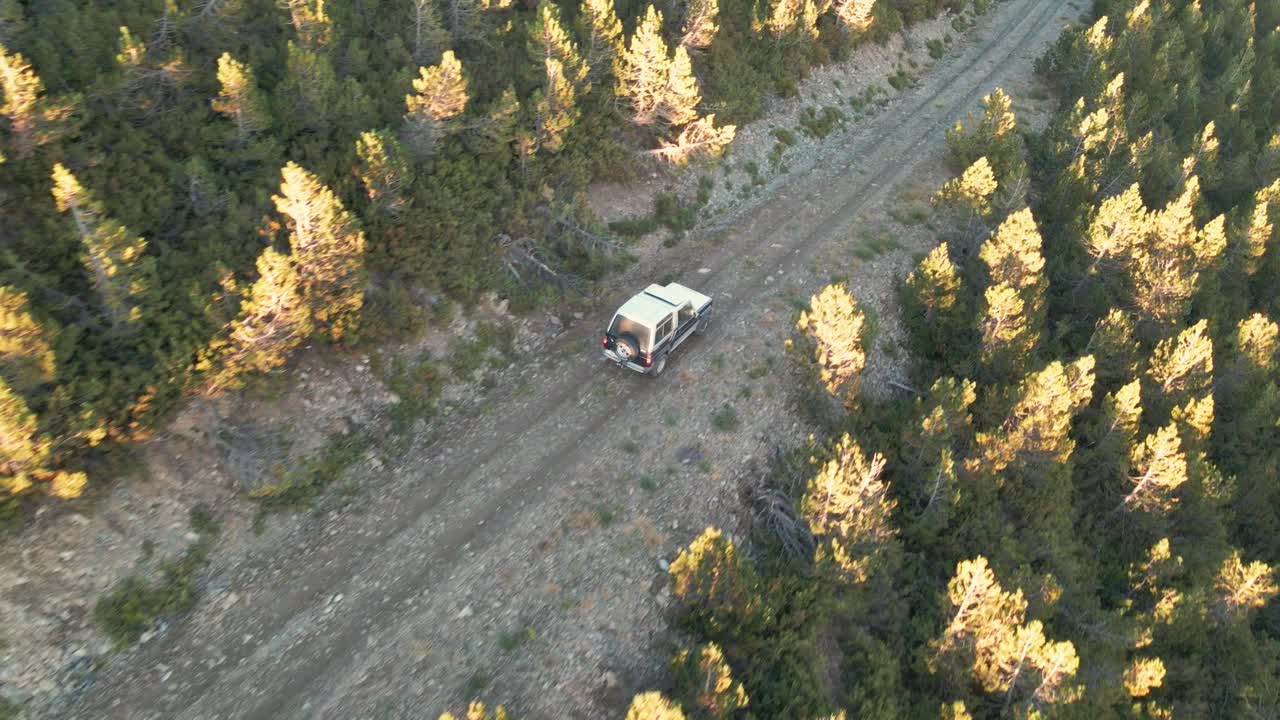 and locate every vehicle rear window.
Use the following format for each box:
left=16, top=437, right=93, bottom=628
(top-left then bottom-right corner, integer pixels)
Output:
left=609, top=314, right=653, bottom=351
